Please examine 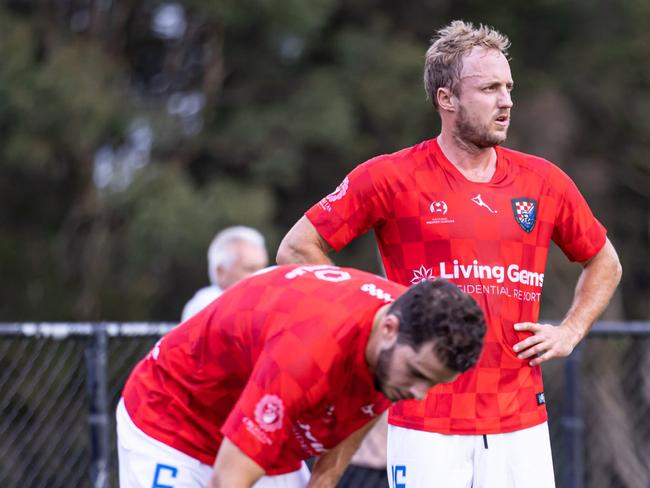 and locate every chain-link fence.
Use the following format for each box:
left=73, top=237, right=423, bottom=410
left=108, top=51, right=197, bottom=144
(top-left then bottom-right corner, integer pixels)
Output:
left=0, top=322, right=648, bottom=488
